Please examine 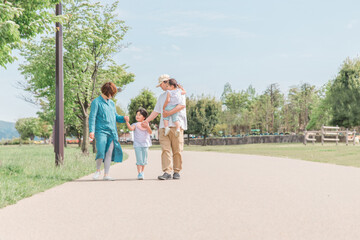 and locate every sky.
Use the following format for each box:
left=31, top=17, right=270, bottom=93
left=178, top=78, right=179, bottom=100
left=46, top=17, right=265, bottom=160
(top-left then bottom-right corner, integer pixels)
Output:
left=2, top=0, right=360, bottom=122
